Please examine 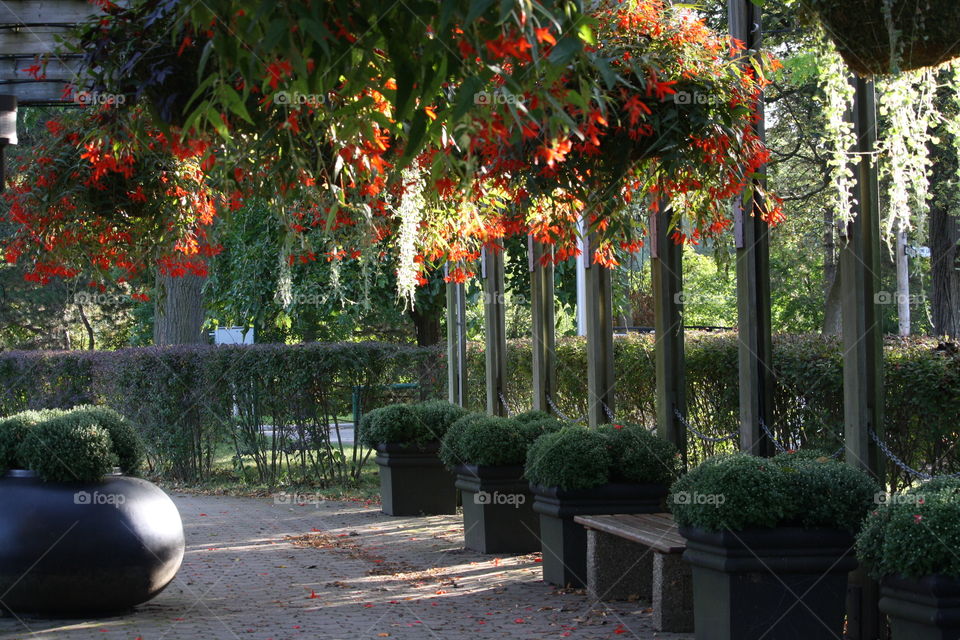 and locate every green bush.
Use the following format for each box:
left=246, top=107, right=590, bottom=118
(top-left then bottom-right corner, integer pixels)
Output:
left=857, top=479, right=960, bottom=579
left=513, top=409, right=553, bottom=424
left=773, top=452, right=880, bottom=532
left=69, top=405, right=144, bottom=474
left=671, top=453, right=879, bottom=533
left=602, top=423, right=680, bottom=486
left=525, top=427, right=613, bottom=490
left=413, top=400, right=469, bottom=442
left=18, top=414, right=115, bottom=483
left=0, top=410, right=59, bottom=472
left=358, top=404, right=437, bottom=448
left=440, top=413, right=564, bottom=468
